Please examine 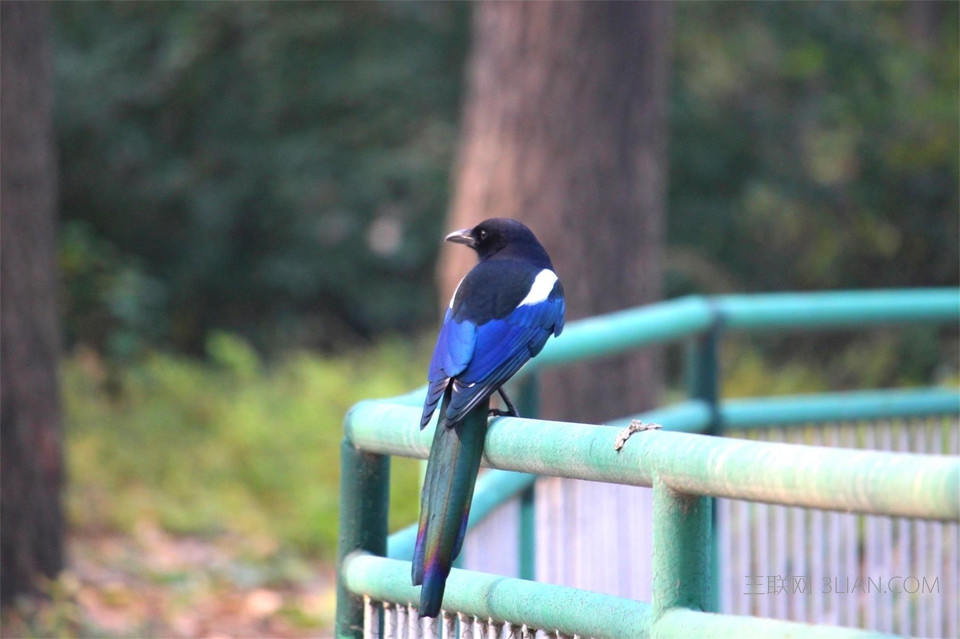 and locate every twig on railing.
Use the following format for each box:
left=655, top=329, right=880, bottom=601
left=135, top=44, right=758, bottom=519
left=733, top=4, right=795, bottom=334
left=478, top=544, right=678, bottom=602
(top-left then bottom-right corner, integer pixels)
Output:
left=613, top=420, right=662, bottom=451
